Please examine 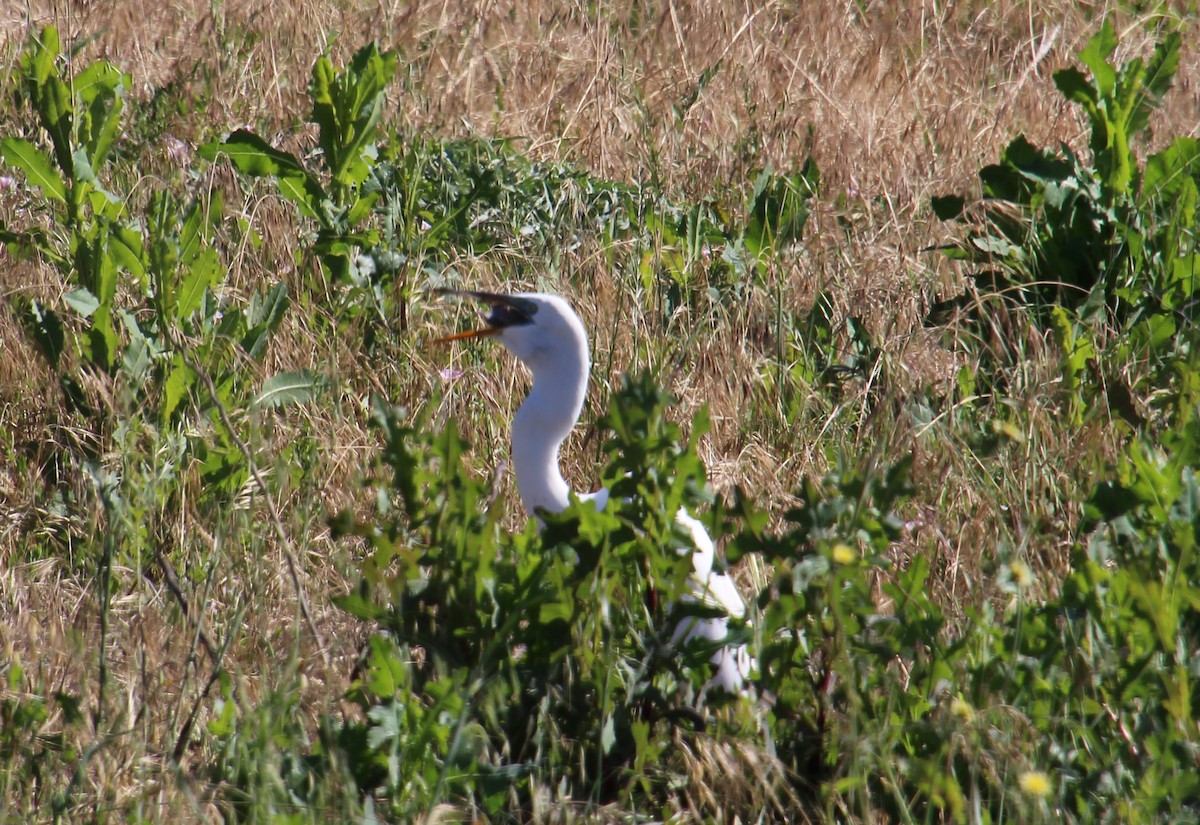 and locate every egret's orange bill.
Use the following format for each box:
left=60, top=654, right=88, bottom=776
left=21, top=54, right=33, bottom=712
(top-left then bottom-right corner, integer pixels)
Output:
left=432, top=326, right=501, bottom=344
